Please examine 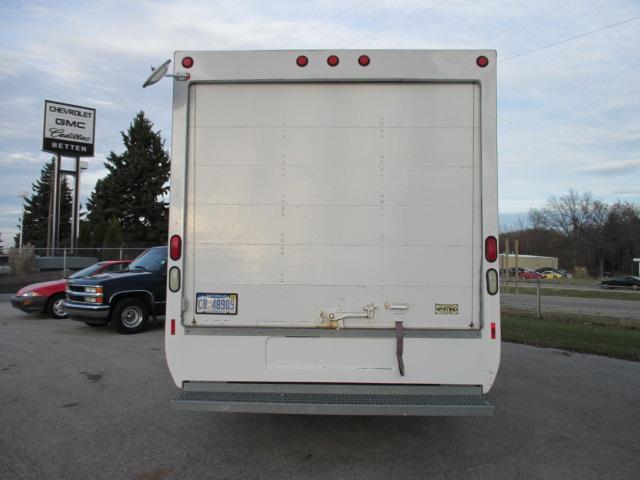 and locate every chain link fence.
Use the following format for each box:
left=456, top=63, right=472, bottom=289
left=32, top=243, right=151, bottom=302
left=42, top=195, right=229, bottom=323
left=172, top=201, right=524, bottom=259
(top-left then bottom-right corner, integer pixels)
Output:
left=0, top=246, right=151, bottom=293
